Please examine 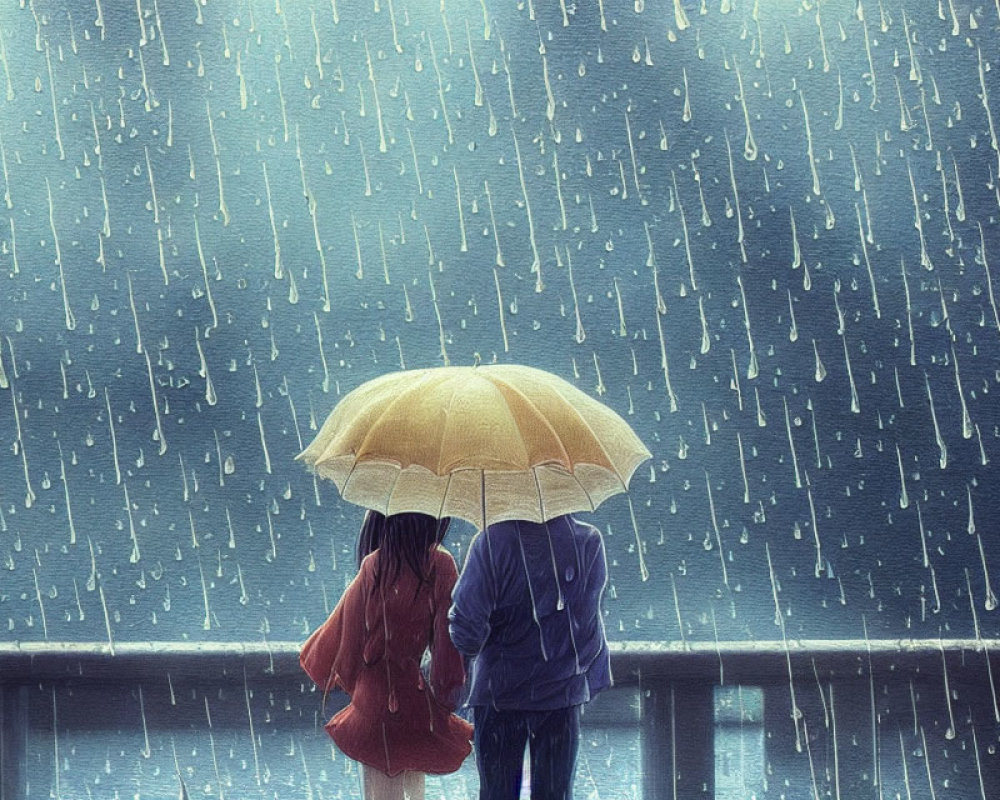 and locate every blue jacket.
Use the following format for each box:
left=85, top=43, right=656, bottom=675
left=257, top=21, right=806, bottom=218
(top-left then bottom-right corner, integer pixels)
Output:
left=448, top=514, right=612, bottom=710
